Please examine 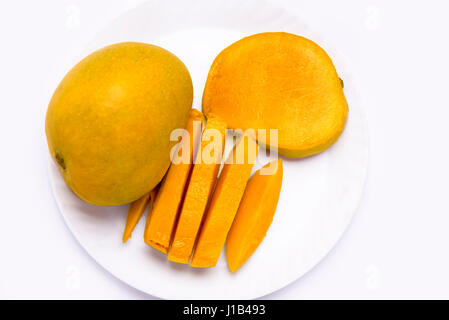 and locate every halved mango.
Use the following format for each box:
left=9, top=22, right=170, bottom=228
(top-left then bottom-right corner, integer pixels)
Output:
left=203, top=32, right=348, bottom=158
left=168, top=114, right=226, bottom=264
left=226, top=159, right=283, bottom=272
left=144, top=109, right=204, bottom=253
left=190, top=132, right=259, bottom=268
